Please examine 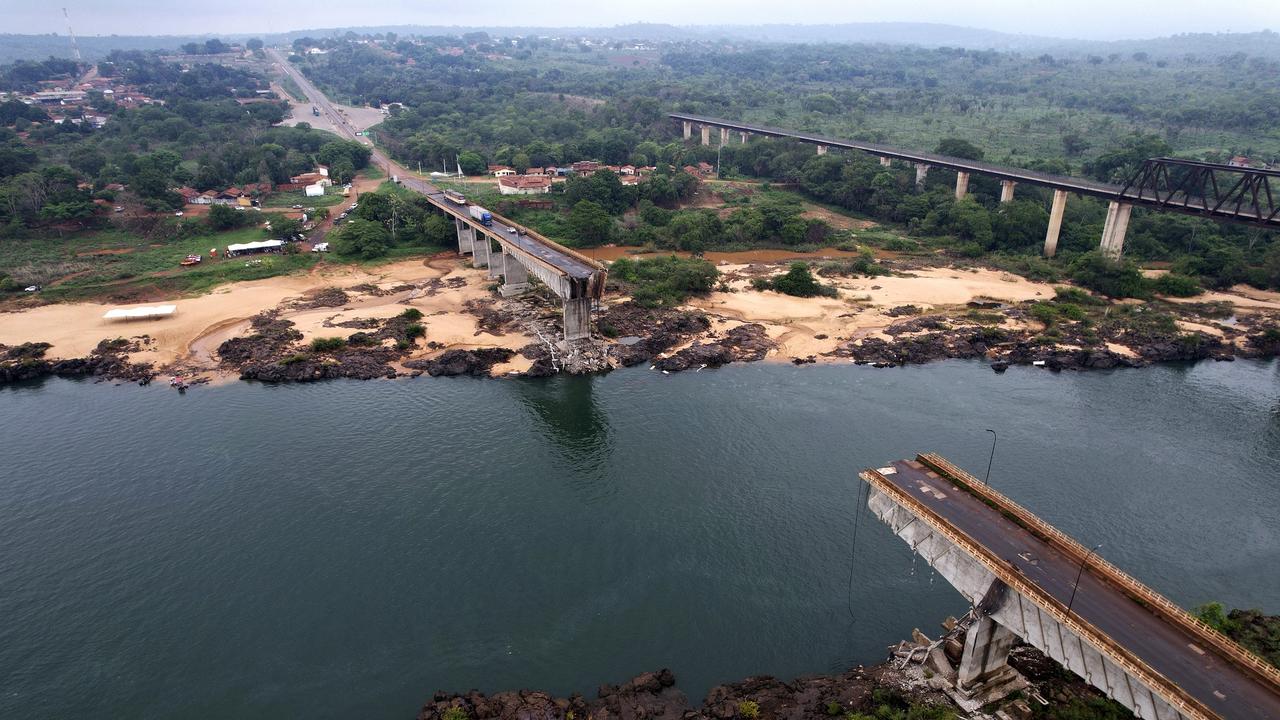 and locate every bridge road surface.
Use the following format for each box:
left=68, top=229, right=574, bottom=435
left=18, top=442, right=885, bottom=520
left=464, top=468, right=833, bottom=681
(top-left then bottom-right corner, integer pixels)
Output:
left=268, top=48, right=596, bottom=281
left=880, top=459, right=1280, bottom=720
